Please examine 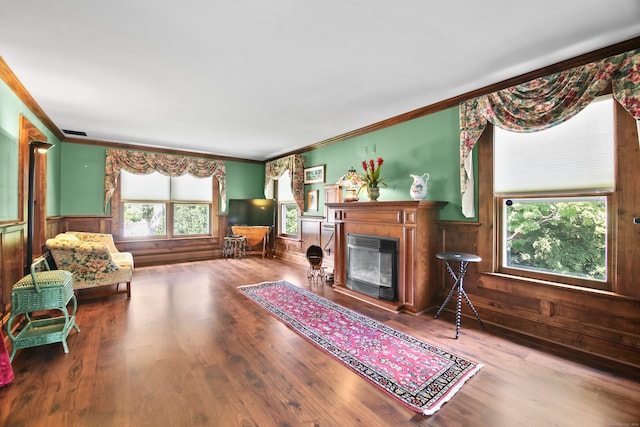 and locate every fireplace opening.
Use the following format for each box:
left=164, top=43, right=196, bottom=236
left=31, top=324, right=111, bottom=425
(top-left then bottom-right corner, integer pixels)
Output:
left=346, top=233, right=398, bottom=301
